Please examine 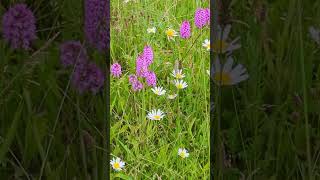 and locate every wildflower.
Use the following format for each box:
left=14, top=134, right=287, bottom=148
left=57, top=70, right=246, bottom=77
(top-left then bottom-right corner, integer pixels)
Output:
left=2, top=3, right=37, bottom=50
left=178, top=148, right=190, bottom=158
left=180, top=21, right=191, bottom=39
left=174, top=80, right=188, bottom=90
left=110, top=157, right=125, bottom=171
left=128, top=75, right=143, bottom=91
left=167, top=94, right=177, bottom=99
left=72, top=62, right=105, bottom=94
left=151, top=86, right=166, bottom=96
left=60, top=41, right=87, bottom=68
left=111, top=63, right=122, bottom=78
left=143, top=45, right=154, bottom=65
left=145, top=71, right=157, bottom=87
left=171, top=69, right=185, bottom=79
left=202, top=39, right=210, bottom=51
left=132, top=80, right=144, bottom=91
left=85, top=0, right=109, bottom=51
left=136, top=55, right=149, bottom=77
left=309, top=26, right=320, bottom=45
left=211, top=57, right=249, bottom=86
left=147, top=27, right=156, bottom=34
left=212, top=25, right=241, bottom=54
left=166, top=28, right=178, bottom=41
left=194, top=8, right=210, bottom=29
left=147, top=109, right=165, bottom=120
left=206, top=70, right=210, bottom=75
left=128, top=74, right=138, bottom=84
left=204, top=8, right=210, bottom=25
